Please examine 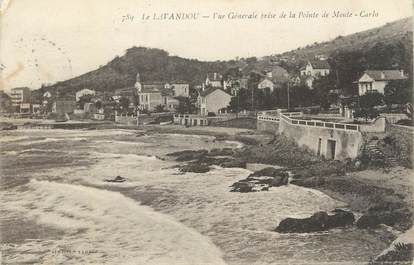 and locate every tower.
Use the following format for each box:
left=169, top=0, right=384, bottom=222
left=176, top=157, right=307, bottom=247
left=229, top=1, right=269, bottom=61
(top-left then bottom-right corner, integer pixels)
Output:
left=134, top=72, right=142, bottom=92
